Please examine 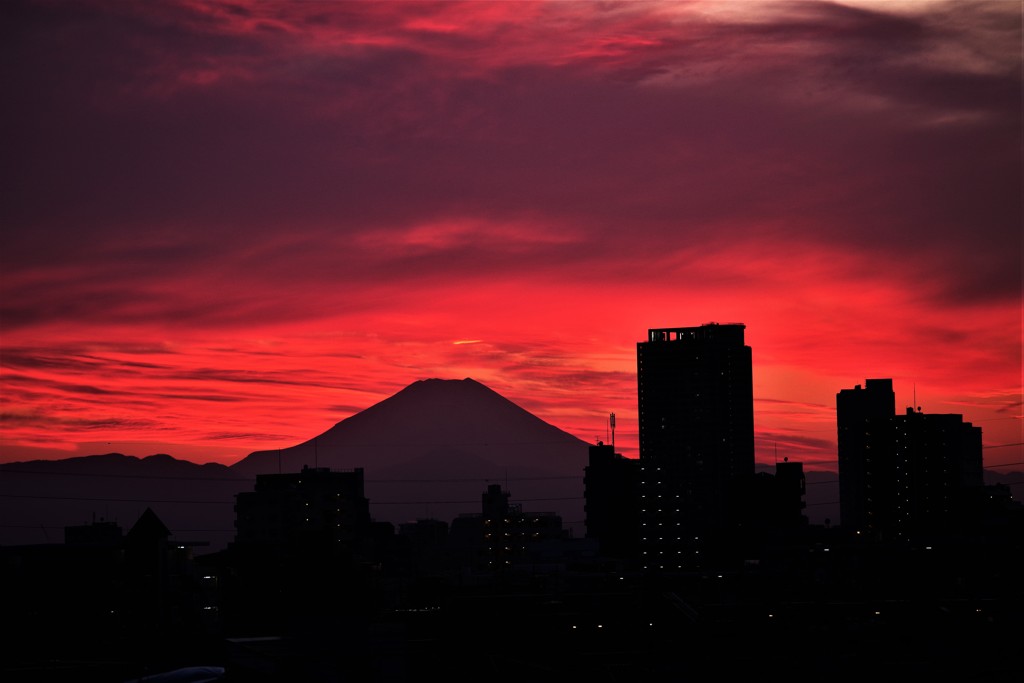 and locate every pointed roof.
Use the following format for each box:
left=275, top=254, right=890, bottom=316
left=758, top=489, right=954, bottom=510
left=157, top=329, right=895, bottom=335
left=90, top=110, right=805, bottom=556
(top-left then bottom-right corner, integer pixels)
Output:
left=126, top=507, right=171, bottom=541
